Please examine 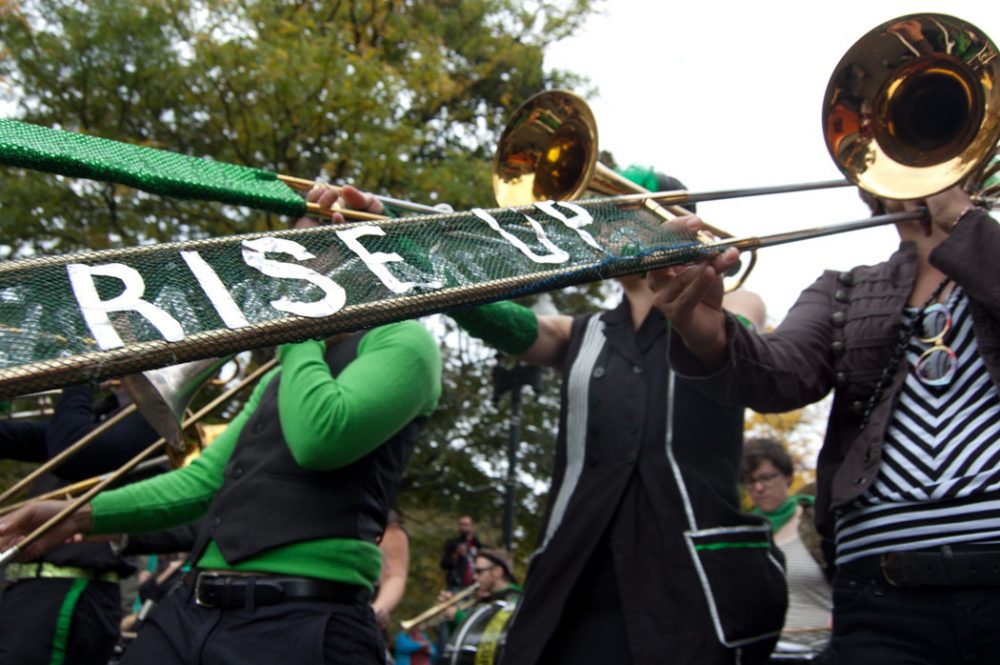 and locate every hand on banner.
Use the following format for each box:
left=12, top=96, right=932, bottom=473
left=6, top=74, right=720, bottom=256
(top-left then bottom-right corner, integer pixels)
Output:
left=648, top=216, right=740, bottom=370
